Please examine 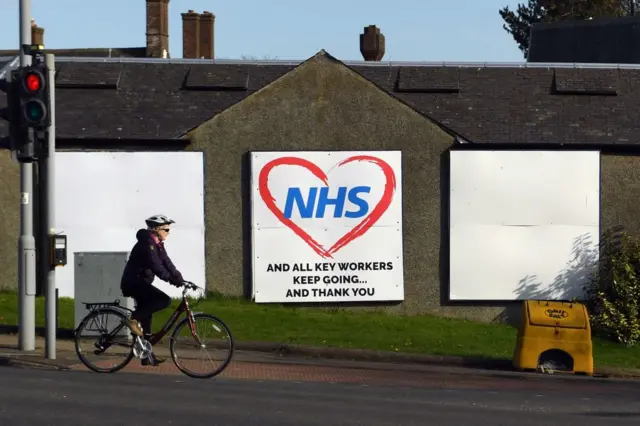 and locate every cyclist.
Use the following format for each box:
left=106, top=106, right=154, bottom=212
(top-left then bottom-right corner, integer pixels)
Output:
left=120, top=214, right=187, bottom=366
